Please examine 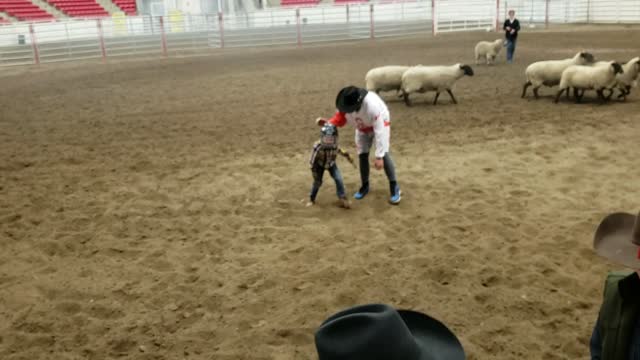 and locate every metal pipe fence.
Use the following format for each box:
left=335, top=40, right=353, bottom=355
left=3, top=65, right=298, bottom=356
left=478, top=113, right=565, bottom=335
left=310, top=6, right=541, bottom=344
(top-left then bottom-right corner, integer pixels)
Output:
left=0, top=0, right=639, bottom=66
